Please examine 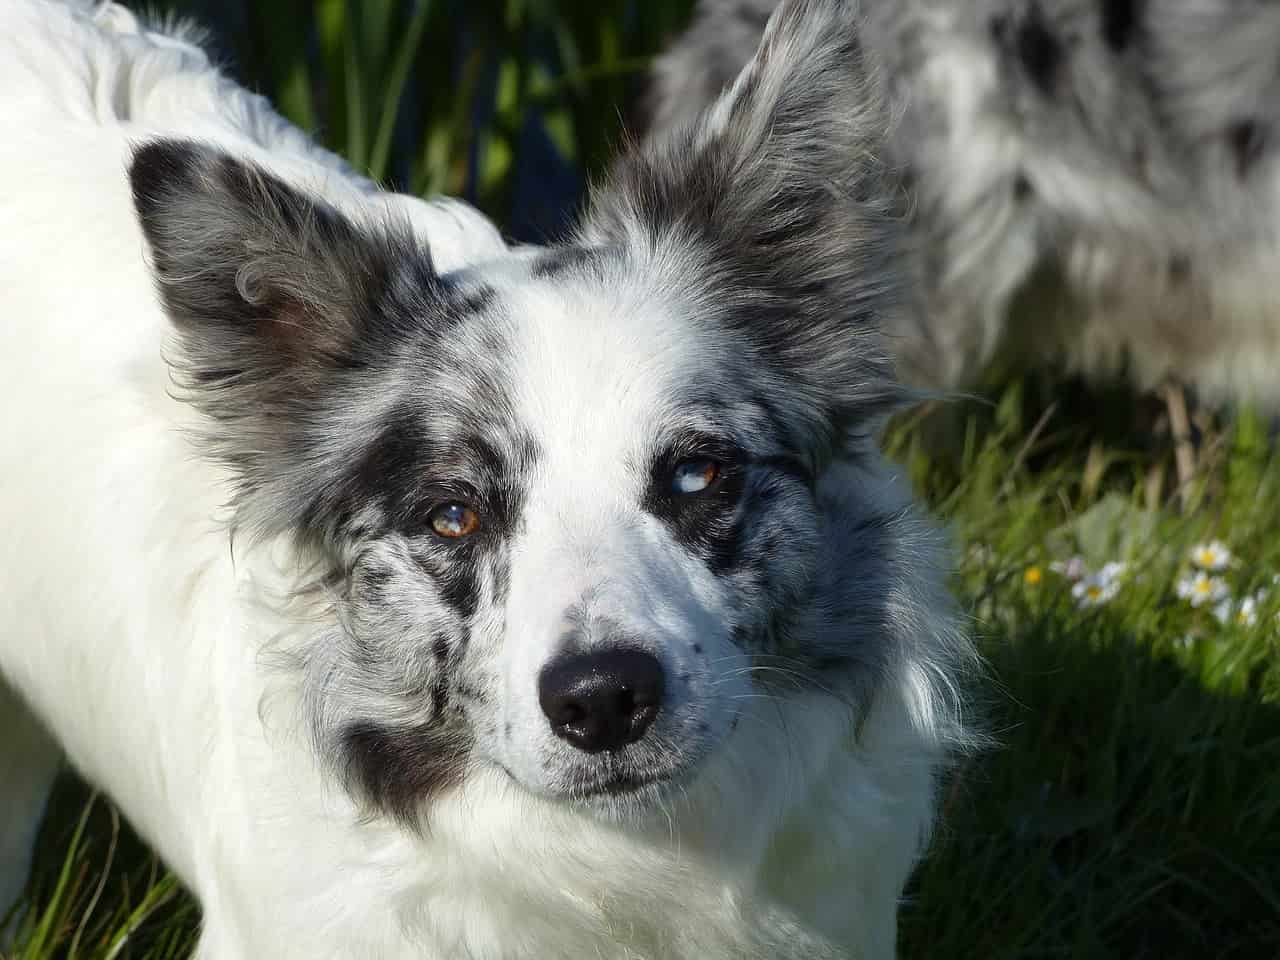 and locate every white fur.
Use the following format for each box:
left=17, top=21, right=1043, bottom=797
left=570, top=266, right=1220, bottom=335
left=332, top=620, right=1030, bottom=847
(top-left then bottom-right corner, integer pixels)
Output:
left=0, top=2, right=966, bottom=957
